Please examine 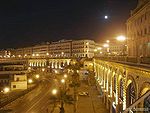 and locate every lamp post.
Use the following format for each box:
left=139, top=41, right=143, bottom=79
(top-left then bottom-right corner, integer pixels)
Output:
left=28, top=79, right=33, bottom=84
left=35, top=74, right=40, bottom=79
left=103, top=43, right=109, bottom=55
left=116, top=35, right=127, bottom=56
left=3, top=87, right=10, bottom=94
left=3, top=87, right=10, bottom=103
left=52, top=89, right=58, bottom=95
